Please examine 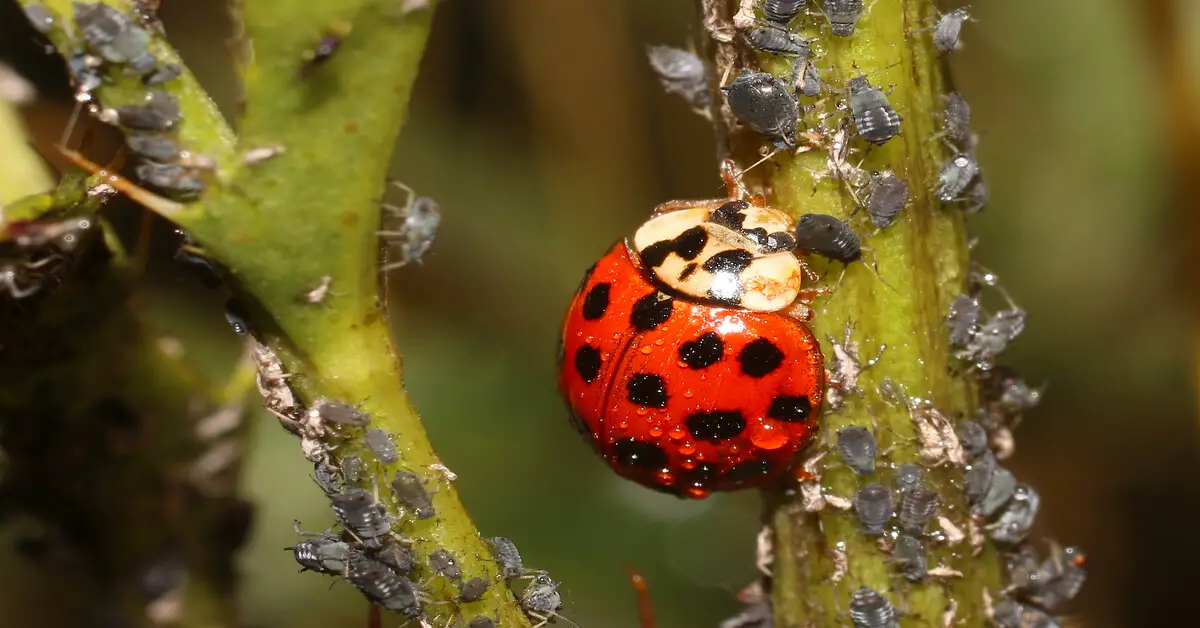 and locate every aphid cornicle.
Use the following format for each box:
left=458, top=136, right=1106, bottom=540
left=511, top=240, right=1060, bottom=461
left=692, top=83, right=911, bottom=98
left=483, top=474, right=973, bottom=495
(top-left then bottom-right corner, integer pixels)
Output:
left=991, top=484, right=1039, bottom=544
left=836, top=425, right=878, bottom=475
left=764, top=0, right=806, bottom=25
left=933, top=8, right=971, bottom=53
left=847, top=76, right=902, bottom=145
left=823, top=0, right=864, bottom=36
left=722, top=71, right=800, bottom=149
left=346, top=554, right=423, bottom=618
left=391, top=470, right=435, bottom=519
left=330, top=488, right=392, bottom=547
left=794, top=213, right=861, bottom=263
left=863, top=170, right=908, bottom=228
left=646, top=45, right=709, bottom=110
left=459, top=577, right=490, bottom=603
left=849, top=586, right=899, bottom=628
left=854, top=482, right=893, bottom=536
